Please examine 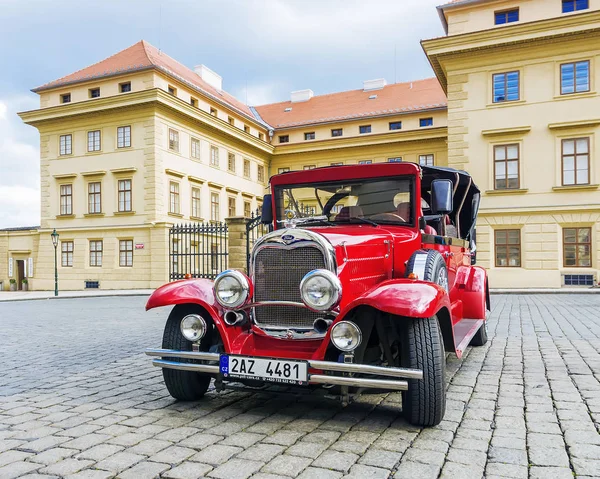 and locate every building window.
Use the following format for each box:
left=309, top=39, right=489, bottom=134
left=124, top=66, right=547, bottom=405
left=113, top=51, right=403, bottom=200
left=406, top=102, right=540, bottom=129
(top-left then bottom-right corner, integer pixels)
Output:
left=493, top=71, right=519, bottom=103
left=278, top=167, right=290, bottom=174
left=210, top=107, right=218, bottom=116
left=564, top=227, right=592, bottom=267
left=389, top=121, right=402, bottom=131
left=388, top=157, right=403, bottom=163
left=228, top=152, right=235, bottom=172
left=243, top=159, right=251, bottom=178
left=118, top=179, right=132, bottom=212
left=59, top=134, right=72, bottom=155
left=331, top=162, right=343, bottom=166
left=61, top=93, right=71, bottom=104
left=561, top=61, right=590, bottom=95
left=304, top=132, right=315, bottom=140
left=244, top=125, right=250, bottom=133
left=244, top=201, right=251, bottom=217
left=358, top=160, right=372, bottom=165
left=87, top=130, right=101, bottom=152
left=168, top=129, right=179, bottom=151
left=90, top=240, right=103, bottom=267
left=257, top=165, right=265, bottom=183
left=304, top=165, right=316, bottom=170
left=228, top=197, right=236, bottom=217
left=120, top=82, right=131, bottom=93
left=119, top=240, right=133, bottom=267
left=419, top=154, right=434, bottom=166
left=279, top=135, right=289, bottom=143
left=190, top=97, right=198, bottom=107
left=494, top=144, right=520, bottom=189
left=562, top=0, right=588, bottom=13
left=562, top=138, right=590, bottom=185
left=210, top=145, right=219, bottom=166
left=61, top=241, right=74, bottom=267
left=191, top=138, right=201, bottom=160
left=331, top=128, right=343, bottom=137
left=258, top=132, right=264, bottom=141
left=495, top=9, right=519, bottom=24
left=168, top=85, right=177, bottom=96
left=117, top=126, right=131, bottom=148
left=169, top=181, right=180, bottom=214
left=359, top=125, right=371, bottom=134
left=211, top=192, right=220, bottom=221
left=420, top=118, right=434, bottom=127
left=60, top=184, right=72, bottom=215
left=191, top=187, right=201, bottom=218
left=89, top=88, right=100, bottom=98
left=228, top=116, right=235, bottom=126
left=88, top=182, right=101, bottom=214
left=495, top=230, right=521, bottom=267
